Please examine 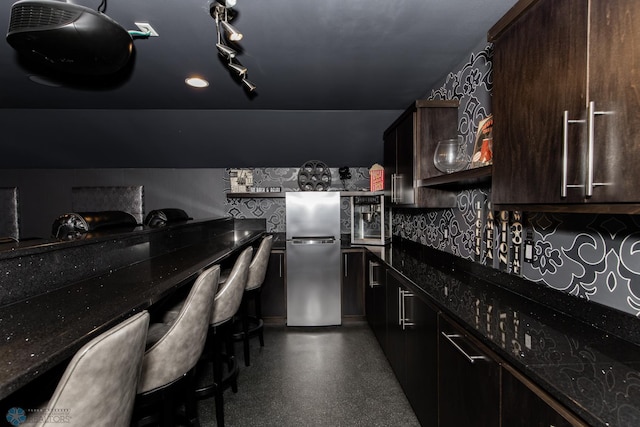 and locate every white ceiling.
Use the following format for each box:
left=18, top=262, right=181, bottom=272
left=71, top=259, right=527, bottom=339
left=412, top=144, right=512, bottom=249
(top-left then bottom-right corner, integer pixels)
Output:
left=1, top=0, right=519, bottom=110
